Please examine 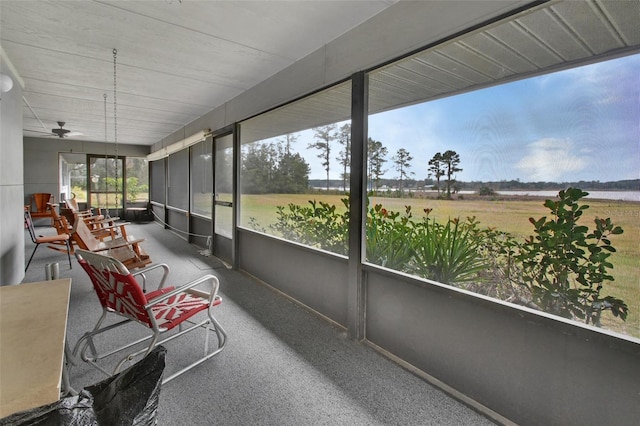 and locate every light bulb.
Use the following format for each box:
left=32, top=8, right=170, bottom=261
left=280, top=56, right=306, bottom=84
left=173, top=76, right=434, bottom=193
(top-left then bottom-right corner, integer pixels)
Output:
left=0, top=74, right=14, bottom=93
